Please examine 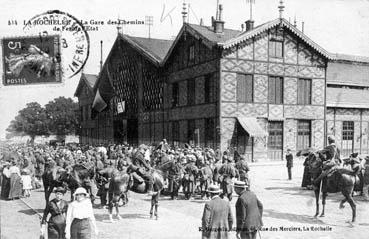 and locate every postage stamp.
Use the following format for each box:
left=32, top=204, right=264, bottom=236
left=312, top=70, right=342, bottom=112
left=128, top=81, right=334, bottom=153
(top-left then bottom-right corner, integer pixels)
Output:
left=2, top=35, right=61, bottom=85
